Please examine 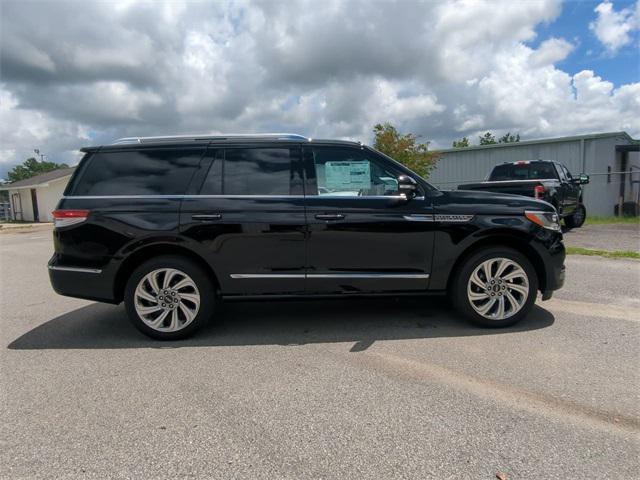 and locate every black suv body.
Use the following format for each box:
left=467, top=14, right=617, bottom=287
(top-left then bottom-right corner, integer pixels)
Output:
left=49, top=135, right=565, bottom=339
